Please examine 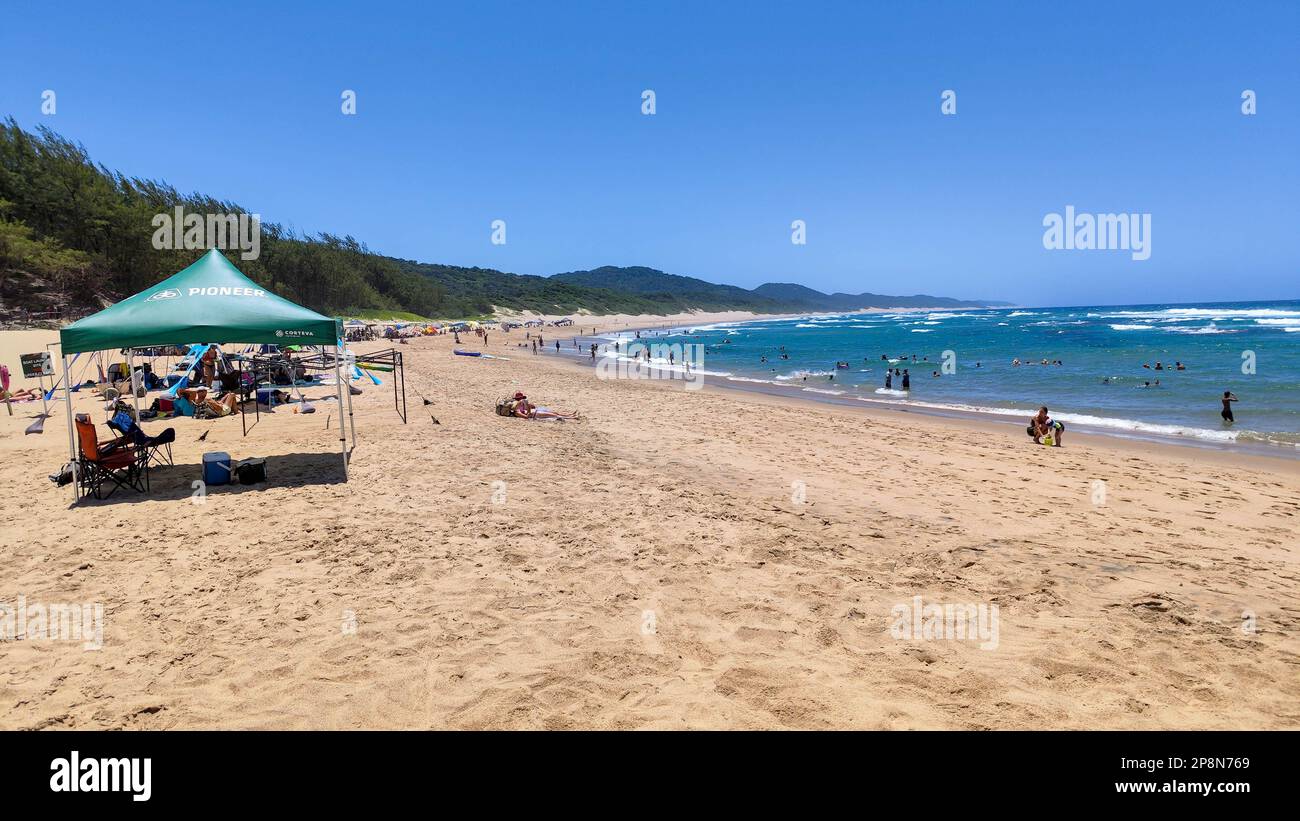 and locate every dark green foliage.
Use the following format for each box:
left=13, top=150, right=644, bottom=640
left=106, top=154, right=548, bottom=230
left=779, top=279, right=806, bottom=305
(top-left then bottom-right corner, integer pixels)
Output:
left=1, top=119, right=1005, bottom=319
